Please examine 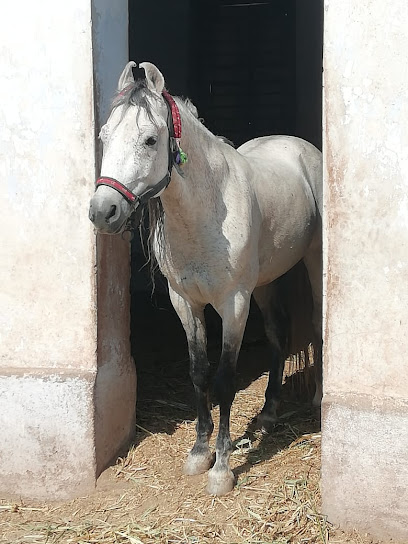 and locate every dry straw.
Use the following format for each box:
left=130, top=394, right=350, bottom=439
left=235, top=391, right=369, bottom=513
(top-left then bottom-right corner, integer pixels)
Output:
left=0, top=360, right=372, bottom=544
